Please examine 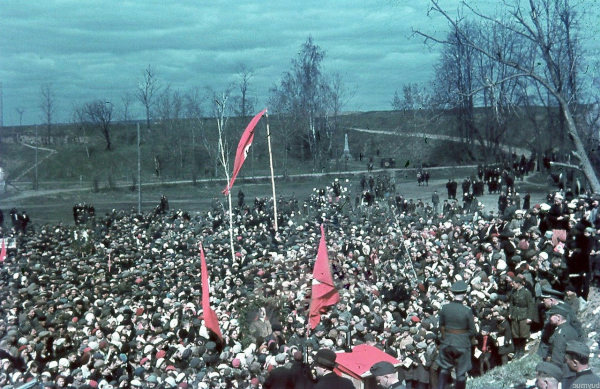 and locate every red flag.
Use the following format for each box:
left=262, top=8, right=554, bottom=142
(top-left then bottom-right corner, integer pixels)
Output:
left=223, top=108, right=267, bottom=195
left=309, top=224, right=340, bottom=329
left=200, top=244, right=223, bottom=343
left=0, top=239, right=6, bottom=263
